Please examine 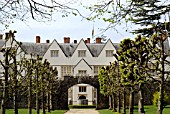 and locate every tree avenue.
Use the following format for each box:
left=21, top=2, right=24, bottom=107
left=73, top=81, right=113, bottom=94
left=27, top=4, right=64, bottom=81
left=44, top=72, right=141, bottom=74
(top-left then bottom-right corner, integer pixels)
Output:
left=85, top=1, right=170, bottom=114
left=98, top=34, right=170, bottom=114
left=0, top=31, right=59, bottom=114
